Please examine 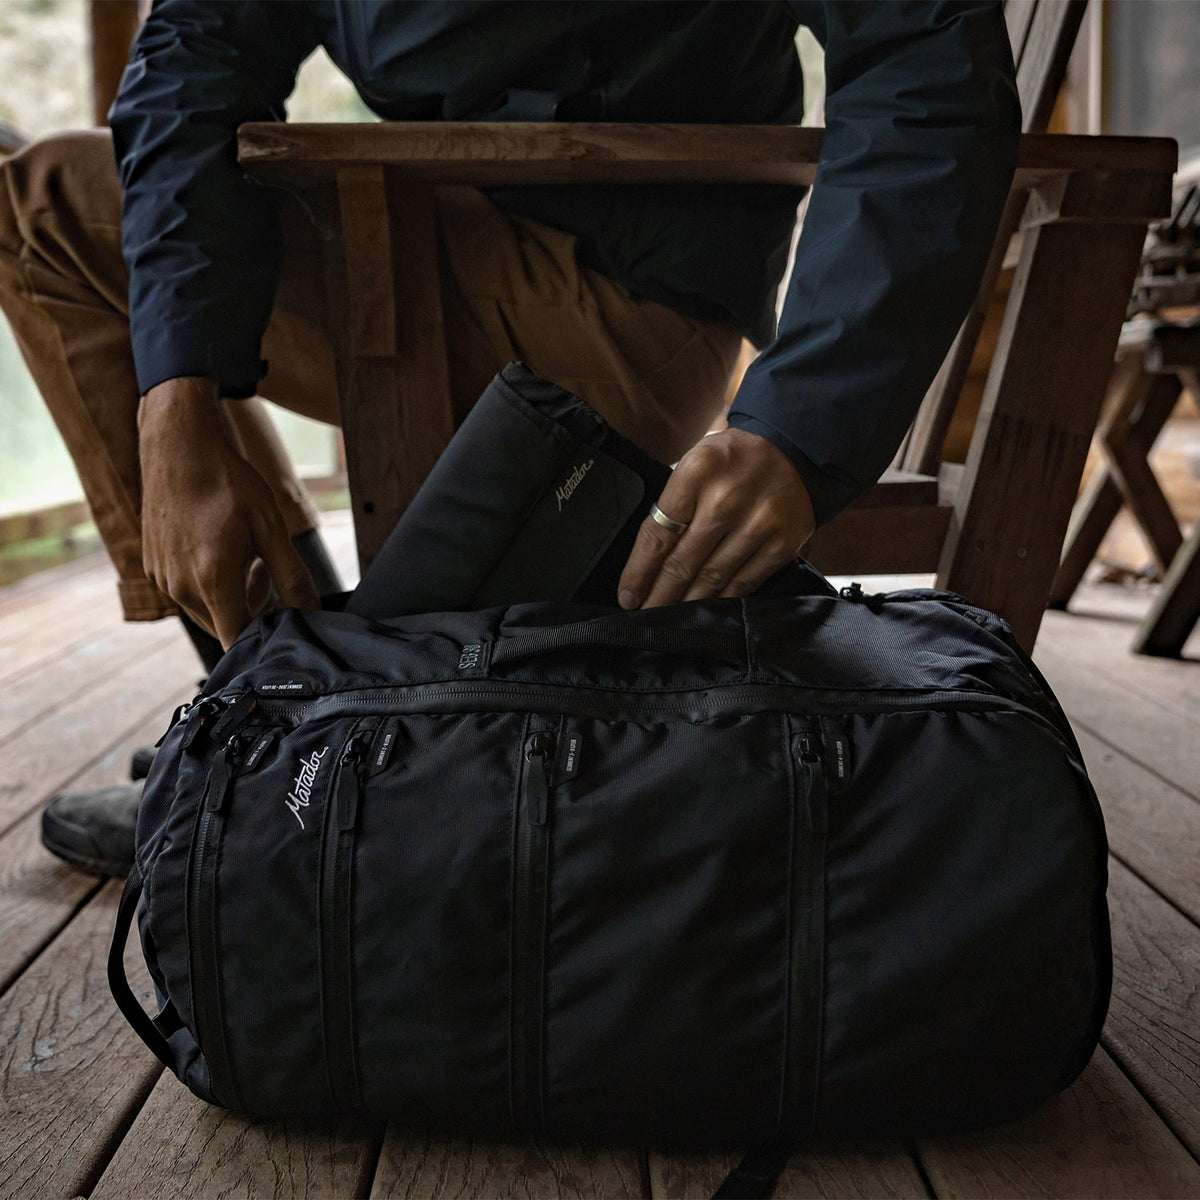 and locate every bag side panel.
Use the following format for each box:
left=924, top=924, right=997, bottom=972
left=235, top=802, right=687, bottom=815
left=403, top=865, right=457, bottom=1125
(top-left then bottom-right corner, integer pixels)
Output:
left=818, top=709, right=1109, bottom=1135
